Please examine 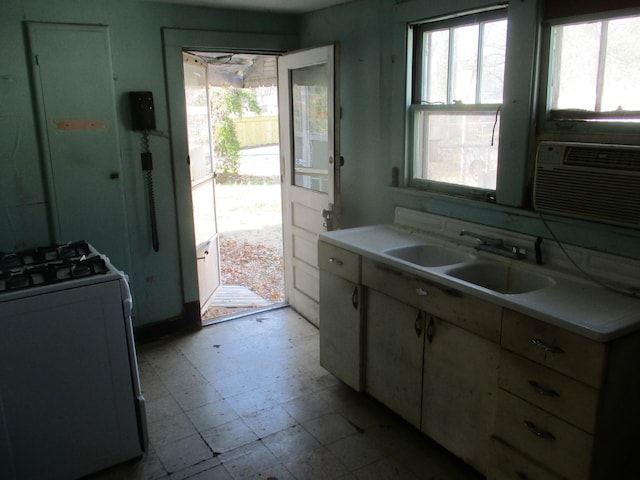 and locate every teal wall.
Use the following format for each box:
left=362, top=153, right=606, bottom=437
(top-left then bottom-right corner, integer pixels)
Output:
left=0, top=0, right=298, bottom=327
left=301, top=0, right=640, bottom=259
left=1, top=0, right=637, bottom=328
